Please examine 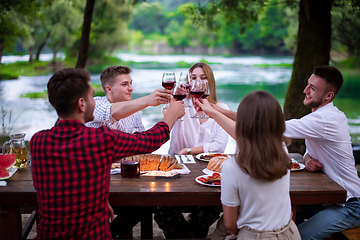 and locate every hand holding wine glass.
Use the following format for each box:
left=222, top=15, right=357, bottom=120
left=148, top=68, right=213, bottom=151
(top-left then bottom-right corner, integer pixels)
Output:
left=172, top=82, right=187, bottom=121
left=189, top=79, right=205, bottom=118
left=200, top=81, right=210, bottom=119
left=162, top=72, right=176, bottom=109
left=178, top=72, right=191, bottom=108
